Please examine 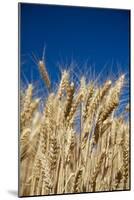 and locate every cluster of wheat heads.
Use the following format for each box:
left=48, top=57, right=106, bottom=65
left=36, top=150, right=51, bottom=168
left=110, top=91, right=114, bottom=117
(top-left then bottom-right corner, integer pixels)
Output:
left=20, top=65, right=130, bottom=196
